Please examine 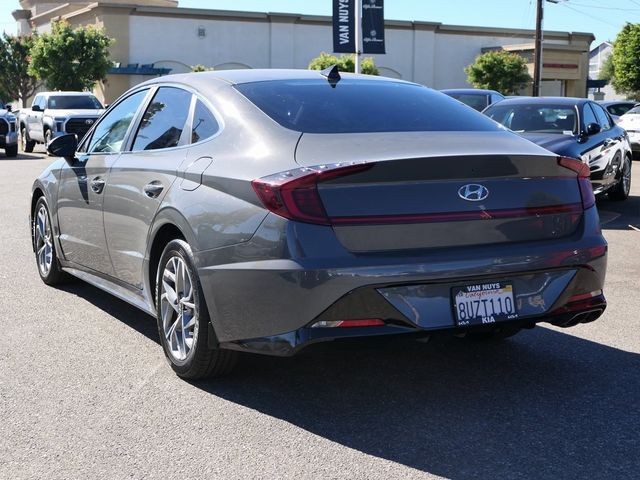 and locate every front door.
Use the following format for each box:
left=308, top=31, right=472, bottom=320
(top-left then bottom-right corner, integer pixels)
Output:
left=55, top=89, right=151, bottom=275
left=103, top=86, right=194, bottom=288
